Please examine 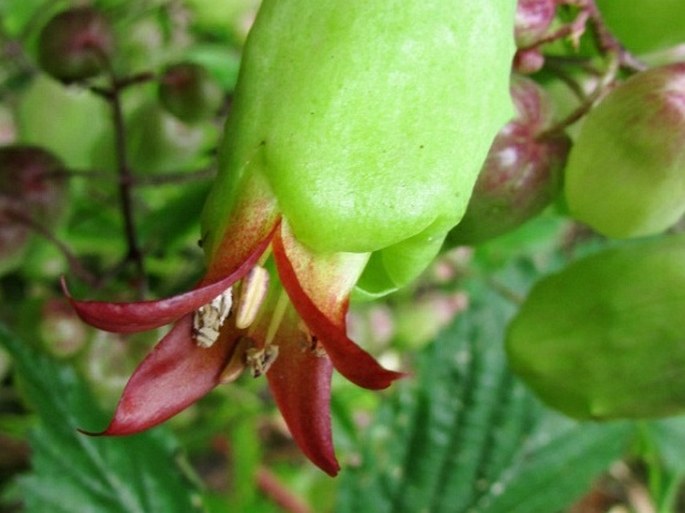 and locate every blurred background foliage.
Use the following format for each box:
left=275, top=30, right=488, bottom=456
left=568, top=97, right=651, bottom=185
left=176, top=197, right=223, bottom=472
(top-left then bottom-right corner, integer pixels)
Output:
left=1, top=1, right=685, bottom=512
